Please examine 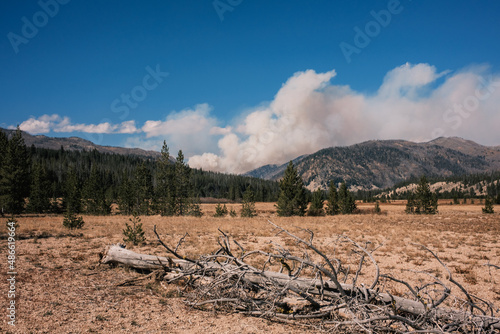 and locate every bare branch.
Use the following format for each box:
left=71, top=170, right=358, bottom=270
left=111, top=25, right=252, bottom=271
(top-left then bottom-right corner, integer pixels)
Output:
left=154, top=225, right=203, bottom=268
left=174, top=232, right=189, bottom=253
left=266, top=220, right=347, bottom=297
